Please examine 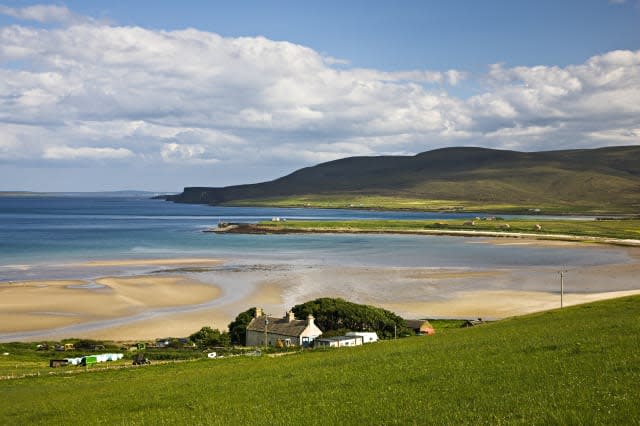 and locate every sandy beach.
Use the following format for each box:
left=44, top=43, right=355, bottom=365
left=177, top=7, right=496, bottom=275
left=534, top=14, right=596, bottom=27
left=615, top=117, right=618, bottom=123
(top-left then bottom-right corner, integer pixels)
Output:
left=0, top=274, right=221, bottom=339
left=2, top=243, right=640, bottom=342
